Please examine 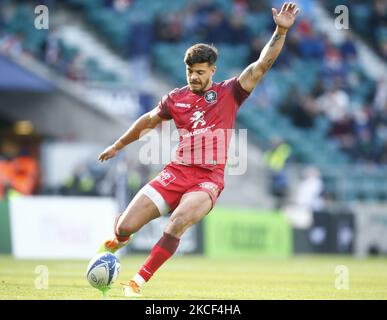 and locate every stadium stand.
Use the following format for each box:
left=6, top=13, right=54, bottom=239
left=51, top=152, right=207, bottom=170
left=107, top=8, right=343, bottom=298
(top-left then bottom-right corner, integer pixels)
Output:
left=1, top=0, right=387, bottom=204
left=323, top=0, right=387, bottom=61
